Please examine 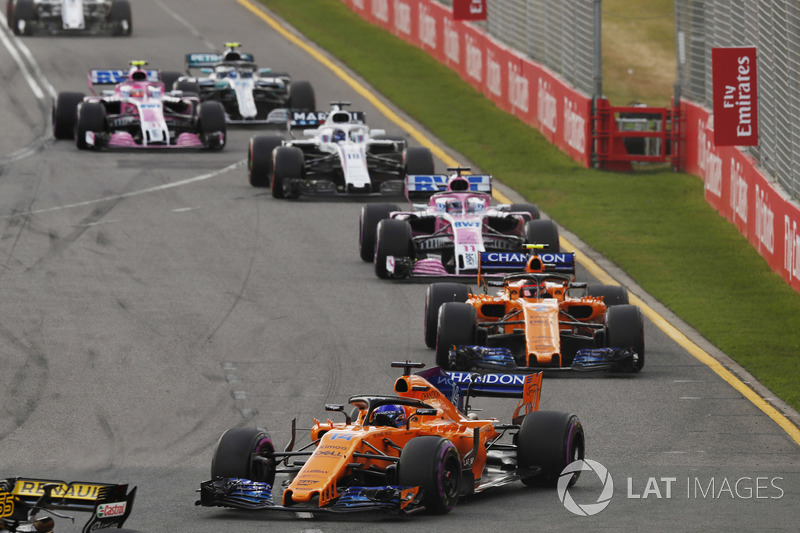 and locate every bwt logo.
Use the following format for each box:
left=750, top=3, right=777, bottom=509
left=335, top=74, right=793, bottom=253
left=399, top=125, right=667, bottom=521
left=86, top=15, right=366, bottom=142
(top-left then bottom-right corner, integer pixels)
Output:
left=466, top=34, right=482, bottom=83
left=454, top=221, right=480, bottom=228
left=730, top=158, right=748, bottom=224
left=537, top=79, right=557, bottom=134
left=444, top=18, right=460, bottom=65
left=393, top=0, right=411, bottom=35
left=487, top=52, right=501, bottom=97
left=371, top=0, right=388, bottom=22
left=508, top=62, right=529, bottom=113
left=419, top=5, right=436, bottom=49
